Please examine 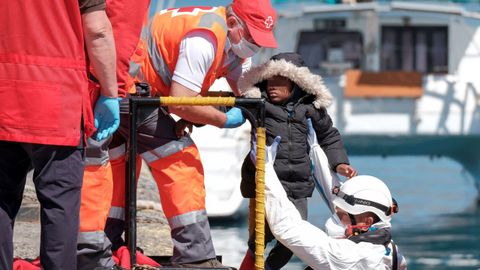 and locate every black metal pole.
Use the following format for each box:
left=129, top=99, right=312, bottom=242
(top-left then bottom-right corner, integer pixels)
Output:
left=256, top=99, right=266, bottom=128
left=235, top=98, right=263, bottom=108
left=126, top=98, right=138, bottom=268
